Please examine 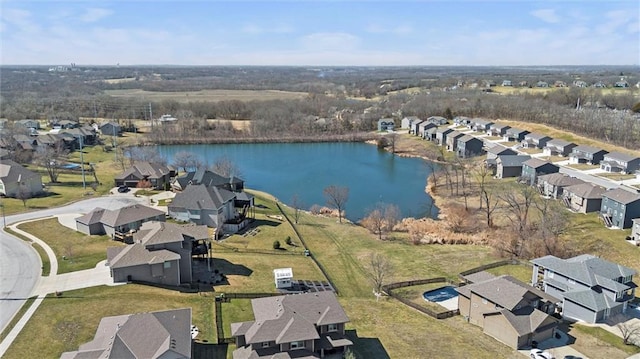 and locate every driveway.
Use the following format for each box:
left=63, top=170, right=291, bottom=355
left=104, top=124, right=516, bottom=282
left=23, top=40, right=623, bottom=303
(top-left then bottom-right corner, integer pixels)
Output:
left=518, top=330, right=589, bottom=359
